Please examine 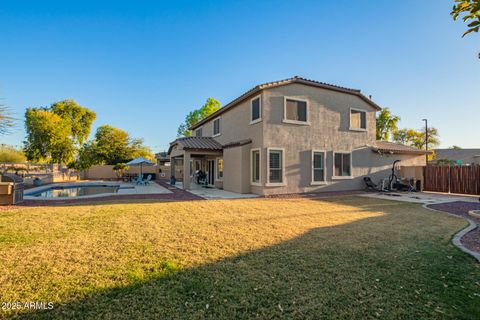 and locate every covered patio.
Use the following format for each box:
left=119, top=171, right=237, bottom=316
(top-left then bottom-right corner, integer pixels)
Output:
left=168, top=137, right=224, bottom=191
